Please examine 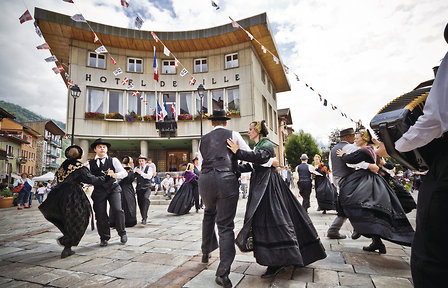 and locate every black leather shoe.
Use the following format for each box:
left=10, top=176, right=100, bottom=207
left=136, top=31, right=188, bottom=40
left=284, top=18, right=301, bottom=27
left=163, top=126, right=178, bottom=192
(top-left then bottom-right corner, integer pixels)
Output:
left=352, top=231, right=361, bottom=240
left=61, top=247, right=75, bottom=259
left=100, top=240, right=108, bottom=247
left=327, top=232, right=346, bottom=239
left=363, top=242, right=386, bottom=254
left=261, top=266, right=285, bottom=278
left=120, top=234, right=128, bottom=244
left=215, top=275, right=232, bottom=288
left=201, top=253, right=210, bottom=263
left=141, top=219, right=147, bottom=225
